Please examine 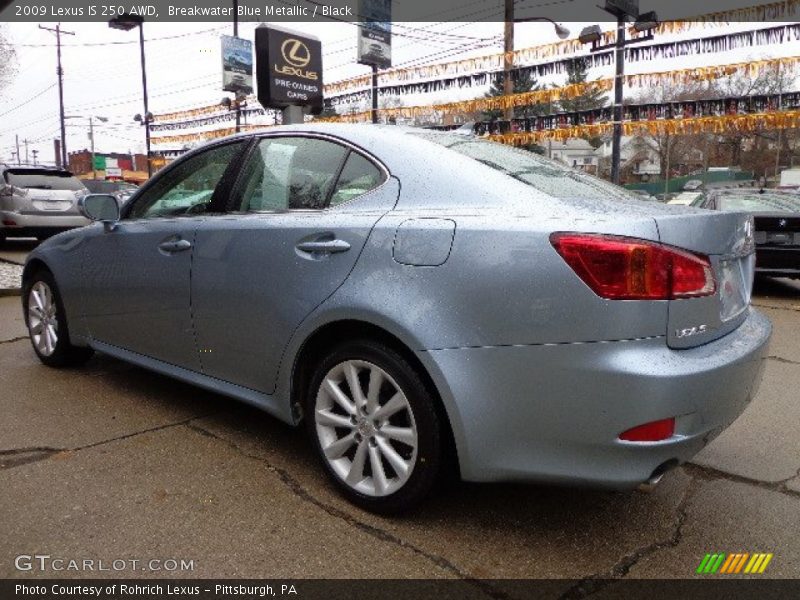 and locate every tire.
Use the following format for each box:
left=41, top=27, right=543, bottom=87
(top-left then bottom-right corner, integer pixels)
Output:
left=305, top=339, right=443, bottom=513
left=22, top=269, right=94, bottom=368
